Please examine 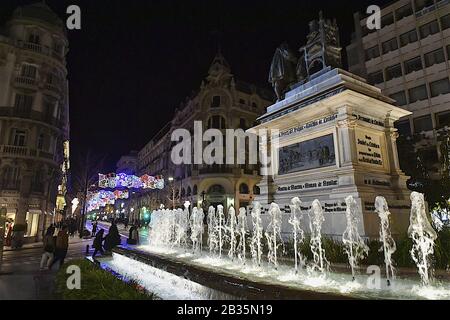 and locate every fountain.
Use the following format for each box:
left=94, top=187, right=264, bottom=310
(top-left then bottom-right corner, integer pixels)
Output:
left=288, top=197, right=305, bottom=273
left=265, top=203, right=283, bottom=269
left=237, top=207, right=247, bottom=264
left=250, top=202, right=264, bottom=267
left=342, top=196, right=369, bottom=281
left=308, top=200, right=329, bottom=274
left=375, top=196, right=396, bottom=286
left=409, top=192, right=438, bottom=286
left=207, top=206, right=218, bottom=255
left=102, top=192, right=450, bottom=300
left=227, top=206, right=237, bottom=261
left=190, top=207, right=204, bottom=254
left=216, top=205, right=226, bottom=258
